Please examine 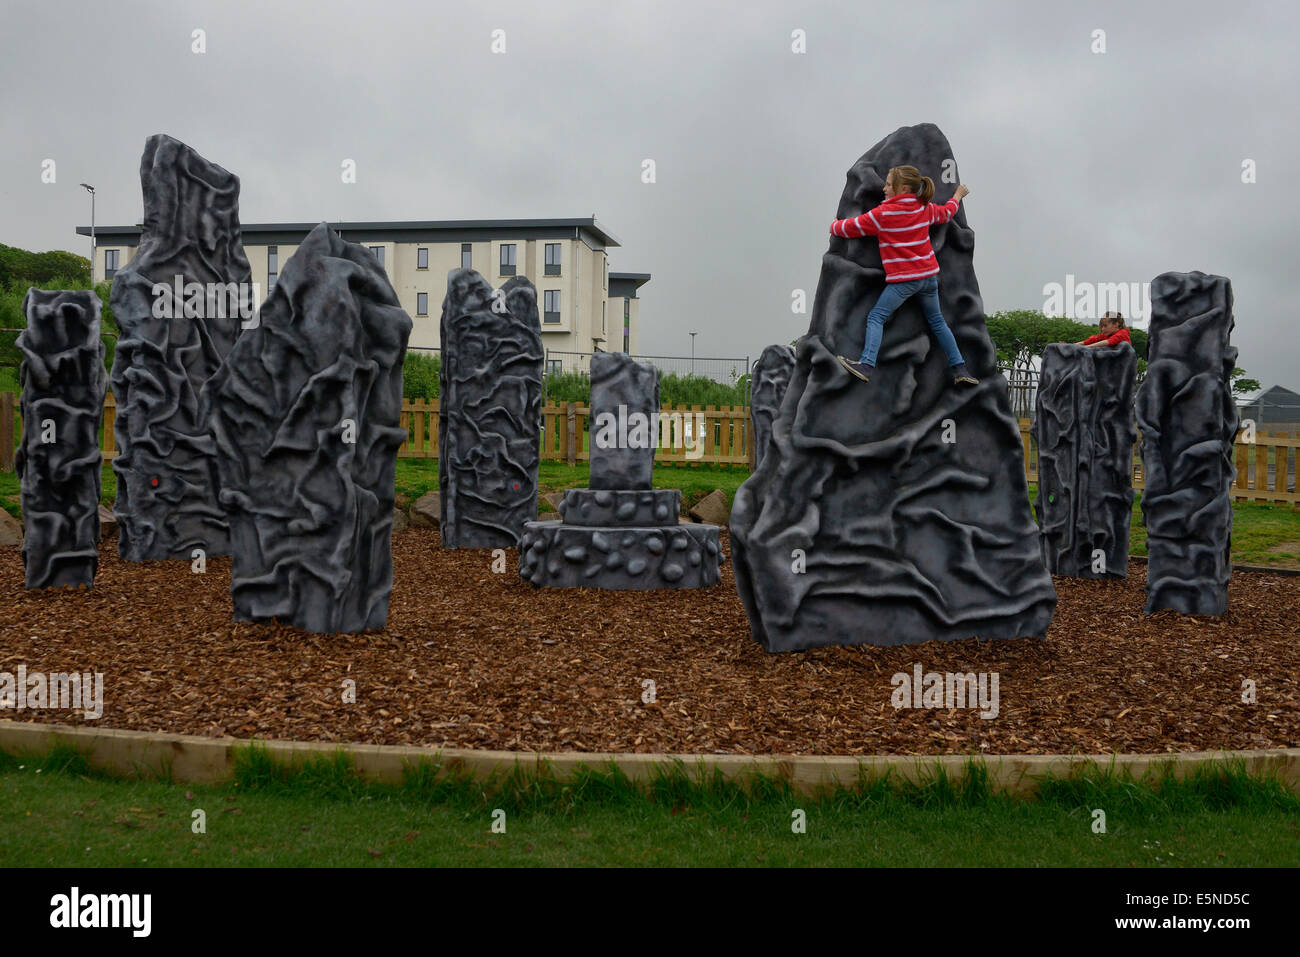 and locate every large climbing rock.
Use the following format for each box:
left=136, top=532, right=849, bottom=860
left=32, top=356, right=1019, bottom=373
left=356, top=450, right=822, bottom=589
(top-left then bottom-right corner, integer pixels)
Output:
left=110, top=134, right=251, bottom=561
left=1033, top=342, right=1137, bottom=577
left=519, top=353, right=721, bottom=590
left=438, top=269, right=543, bottom=548
left=729, top=123, right=1056, bottom=651
left=750, top=344, right=795, bottom=469
left=1136, top=271, right=1237, bottom=616
left=15, top=290, right=107, bottom=588
left=205, top=223, right=411, bottom=633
